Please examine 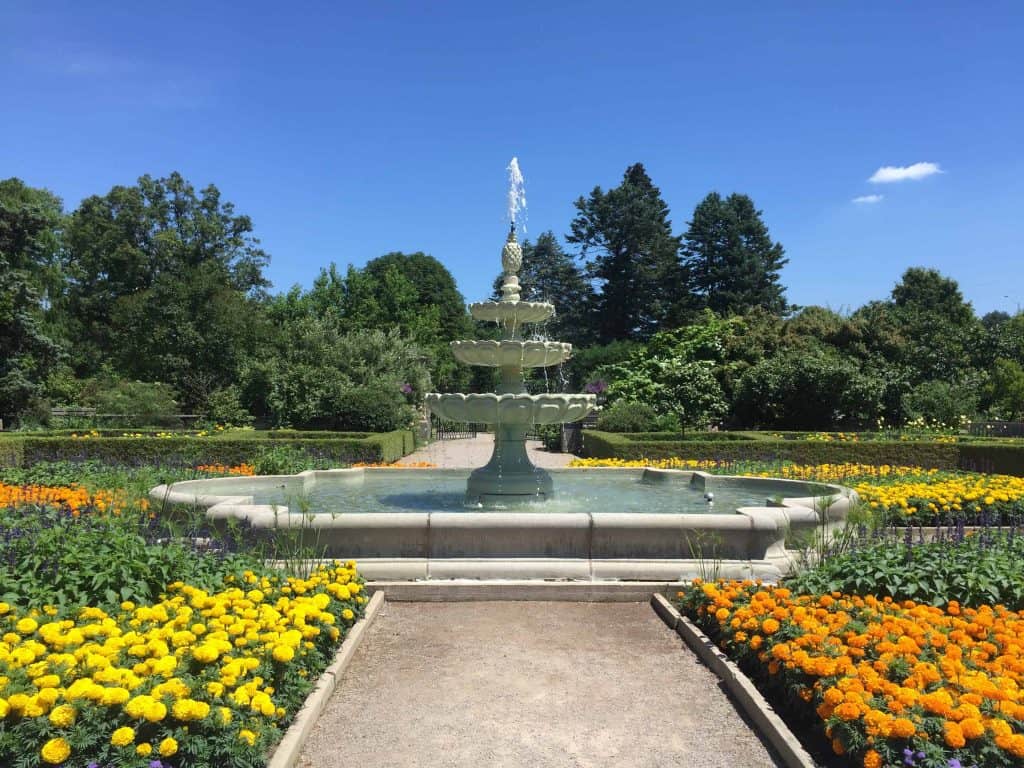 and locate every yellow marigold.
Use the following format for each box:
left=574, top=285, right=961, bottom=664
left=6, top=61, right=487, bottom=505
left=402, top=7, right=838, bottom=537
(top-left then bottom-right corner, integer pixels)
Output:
left=159, top=737, right=179, bottom=757
left=40, top=737, right=71, bottom=764
left=16, top=617, right=38, bottom=634
left=136, top=742, right=152, bottom=756
left=272, top=645, right=295, bottom=663
left=111, top=726, right=135, bottom=746
left=239, top=729, right=257, bottom=746
left=863, top=749, right=882, bottom=768
left=48, top=704, right=76, bottom=727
